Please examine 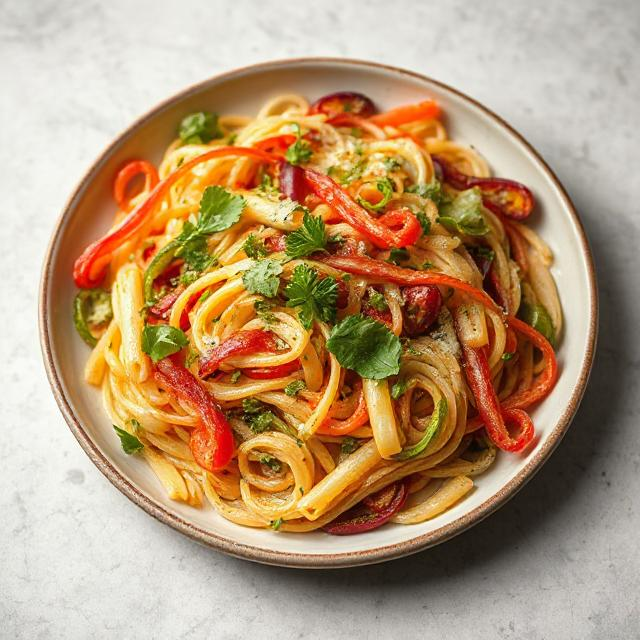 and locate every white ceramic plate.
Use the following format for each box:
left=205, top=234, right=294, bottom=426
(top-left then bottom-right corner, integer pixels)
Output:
left=40, top=58, right=597, bottom=567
